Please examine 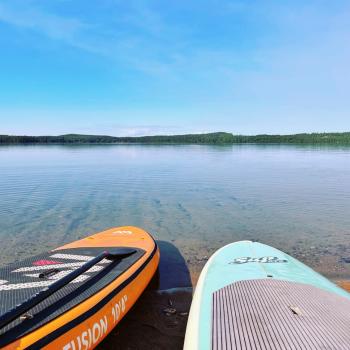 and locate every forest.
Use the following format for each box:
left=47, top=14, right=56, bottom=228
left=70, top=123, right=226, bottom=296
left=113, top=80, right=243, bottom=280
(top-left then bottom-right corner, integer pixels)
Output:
left=1, top=132, right=350, bottom=144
